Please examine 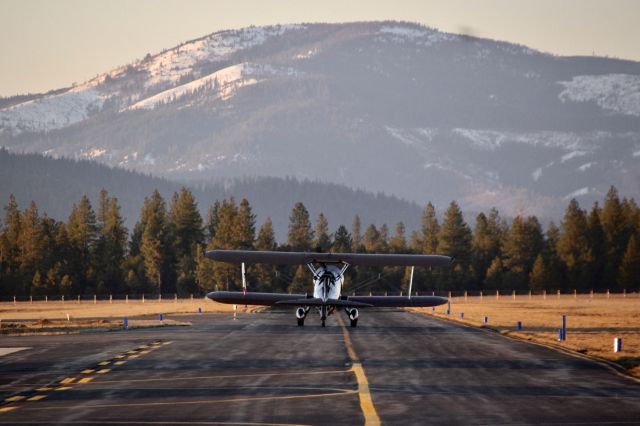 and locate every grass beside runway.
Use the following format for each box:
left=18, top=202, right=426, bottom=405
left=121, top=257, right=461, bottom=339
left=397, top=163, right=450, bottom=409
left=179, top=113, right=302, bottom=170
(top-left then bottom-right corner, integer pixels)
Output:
left=411, top=293, right=640, bottom=378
